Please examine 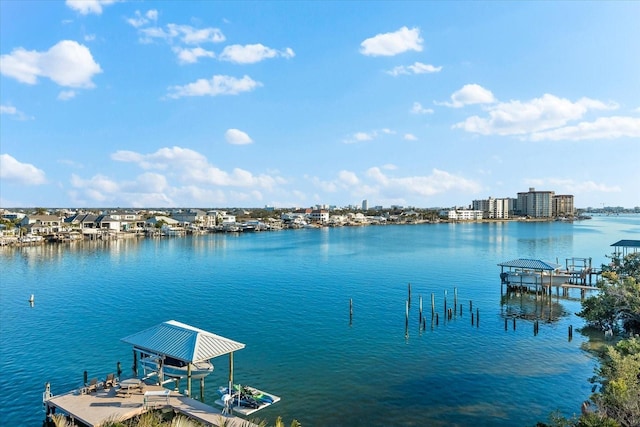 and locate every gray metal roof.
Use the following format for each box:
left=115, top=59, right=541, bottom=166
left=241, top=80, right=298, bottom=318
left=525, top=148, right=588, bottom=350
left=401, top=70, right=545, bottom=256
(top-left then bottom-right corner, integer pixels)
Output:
left=121, top=320, right=245, bottom=363
left=497, top=258, right=560, bottom=271
left=611, top=240, right=640, bottom=248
